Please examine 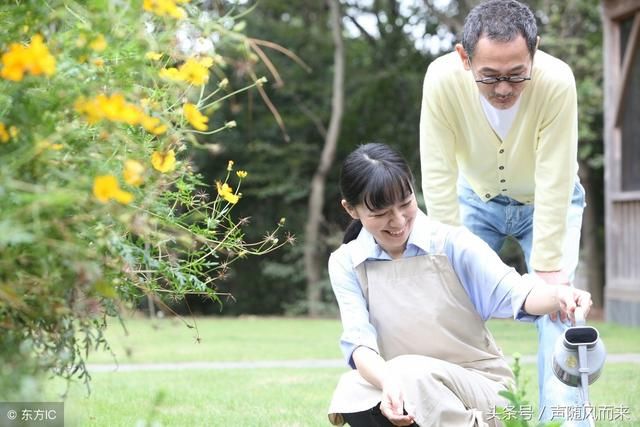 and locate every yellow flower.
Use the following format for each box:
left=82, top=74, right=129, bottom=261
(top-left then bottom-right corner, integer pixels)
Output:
left=159, top=58, right=209, bottom=86
left=75, top=94, right=167, bottom=136
left=236, top=170, right=248, bottom=179
left=0, top=34, right=56, bottom=81
left=23, top=34, right=56, bottom=77
left=183, top=103, right=208, bottom=131
left=143, top=0, right=188, bottom=20
left=197, top=56, right=214, bottom=68
left=145, top=51, right=163, bottom=61
left=1, top=43, right=29, bottom=81
left=216, top=181, right=239, bottom=204
left=151, top=149, right=176, bottom=173
left=123, top=160, right=145, bottom=186
left=226, top=160, right=234, bottom=171
left=0, top=124, right=18, bottom=143
left=89, top=34, right=107, bottom=52
left=141, top=115, right=168, bottom=135
left=179, top=58, right=209, bottom=85
left=36, top=139, right=63, bottom=154
left=75, top=93, right=145, bottom=127
left=158, top=67, right=180, bottom=81
left=0, top=123, right=10, bottom=143
left=91, top=57, right=105, bottom=67
left=93, top=175, right=134, bottom=204
left=101, top=93, right=143, bottom=125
